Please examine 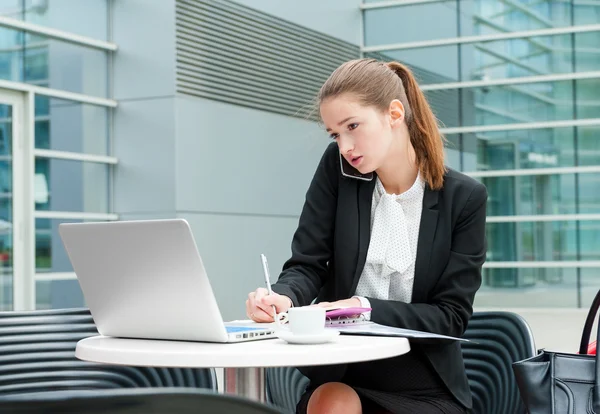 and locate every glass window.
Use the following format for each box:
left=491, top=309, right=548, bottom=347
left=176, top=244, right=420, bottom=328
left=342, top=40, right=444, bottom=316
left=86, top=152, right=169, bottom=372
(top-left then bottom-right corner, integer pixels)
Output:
left=475, top=267, right=580, bottom=308
left=427, top=80, right=579, bottom=128
left=445, top=147, right=461, bottom=170
left=472, top=80, right=574, bottom=126
left=0, top=102, right=11, bottom=311
left=364, top=2, right=458, bottom=46
left=34, top=158, right=109, bottom=213
left=0, top=26, right=24, bottom=83
left=363, top=0, right=600, bottom=311
left=574, top=2, right=600, bottom=25
left=36, top=279, right=85, bottom=309
left=578, top=221, right=600, bottom=260
left=465, top=126, right=600, bottom=172
left=576, top=79, right=600, bottom=120
left=35, top=217, right=78, bottom=273
left=0, top=0, right=109, bottom=41
left=579, top=126, right=600, bottom=167
left=582, top=268, right=600, bottom=307
left=424, top=88, right=461, bottom=131
left=482, top=174, right=581, bottom=216
left=364, top=1, right=574, bottom=44
left=0, top=26, right=108, bottom=96
left=486, top=220, right=600, bottom=262
left=481, top=172, right=600, bottom=218
left=463, top=34, right=575, bottom=80
left=469, top=128, right=575, bottom=170
left=578, top=173, right=600, bottom=215
left=367, top=34, right=586, bottom=86
left=35, top=217, right=117, bottom=275
left=460, top=0, right=572, bottom=35
left=26, top=31, right=108, bottom=96
left=366, top=45, right=461, bottom=83
left=34, top=96, right=109, bottom=155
